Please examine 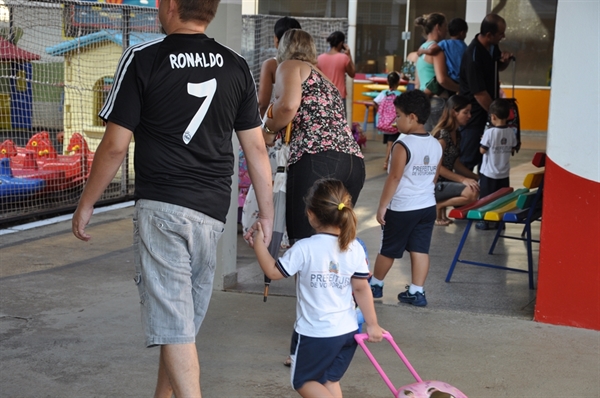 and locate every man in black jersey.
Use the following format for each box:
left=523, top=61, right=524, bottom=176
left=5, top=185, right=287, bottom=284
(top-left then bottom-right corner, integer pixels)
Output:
left=72, top=0, right=273, bottom=396
left=459, top=13, right=513, bottom=171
